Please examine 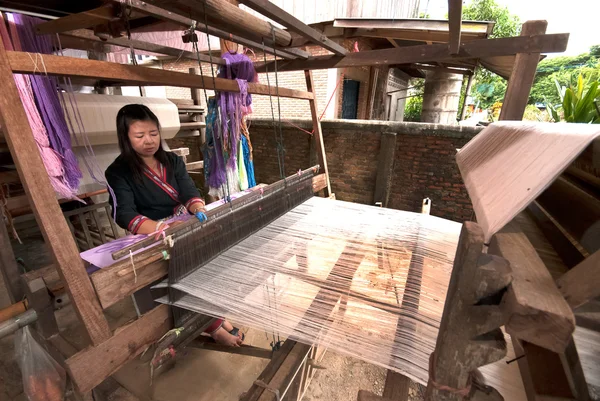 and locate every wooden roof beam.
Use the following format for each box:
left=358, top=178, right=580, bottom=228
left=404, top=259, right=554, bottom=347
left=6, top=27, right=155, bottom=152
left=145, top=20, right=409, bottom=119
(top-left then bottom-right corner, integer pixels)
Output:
left=448, top=0, right=463, bottom=54
left=255, top=32, right=569, bottom=73
left=61, top=29, right=226, bottom=65
left=117, top=0, right=308, bottom=59
left=35, top=5, right=119, bottom=35
left=149, top=0, right=292, bottom=47
left=7, top=50, right=314, bottom=100
left=238, top=0, right=347, bottom=56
